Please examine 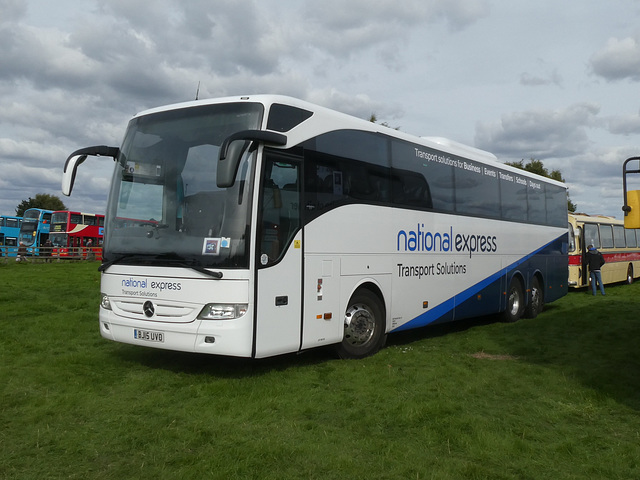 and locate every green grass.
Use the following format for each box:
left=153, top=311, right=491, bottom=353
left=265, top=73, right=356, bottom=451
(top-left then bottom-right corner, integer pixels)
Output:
left=2, top=261, right=640, bottom=479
